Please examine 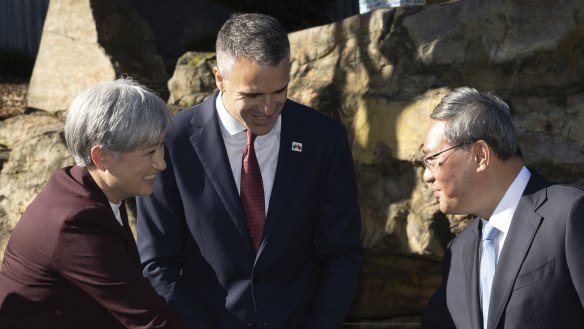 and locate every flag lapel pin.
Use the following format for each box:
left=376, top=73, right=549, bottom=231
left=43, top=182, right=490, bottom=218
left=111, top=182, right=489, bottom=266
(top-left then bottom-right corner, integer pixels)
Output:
left=291, top=142, right=302, bottom=152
